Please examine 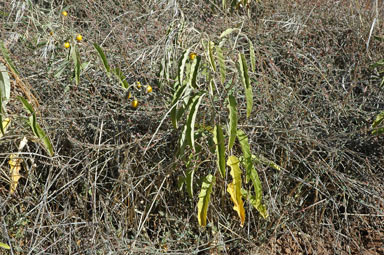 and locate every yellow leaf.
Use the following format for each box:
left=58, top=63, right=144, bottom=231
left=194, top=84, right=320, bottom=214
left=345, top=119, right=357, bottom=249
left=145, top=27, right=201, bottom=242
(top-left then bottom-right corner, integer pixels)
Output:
left=227, top=155, right=245, bottom=226
left=0, top=118, right=11, bottom=139
left=197, top=174, right=215, bottom=226
left=8, top=154, right=22, bottom=194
